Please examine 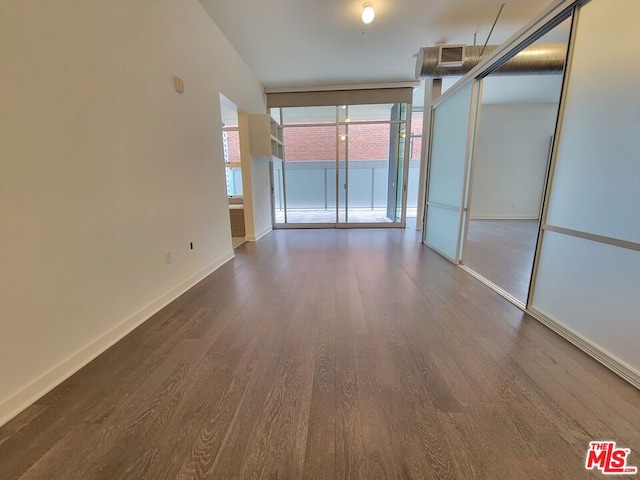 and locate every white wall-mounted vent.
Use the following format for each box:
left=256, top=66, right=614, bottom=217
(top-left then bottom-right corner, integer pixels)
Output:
left=438, top=45, right=465, bottom=67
